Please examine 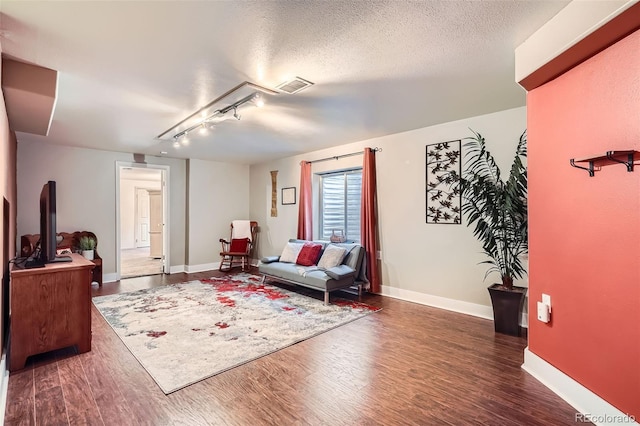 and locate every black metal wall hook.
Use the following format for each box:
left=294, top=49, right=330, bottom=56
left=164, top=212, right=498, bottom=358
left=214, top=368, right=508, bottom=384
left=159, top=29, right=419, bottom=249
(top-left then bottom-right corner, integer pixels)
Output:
left=570, top=150, right=637, bottom=177
left=569, top=158, right=595, bottom=177
left=605, top=150, right=635, bottom=172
